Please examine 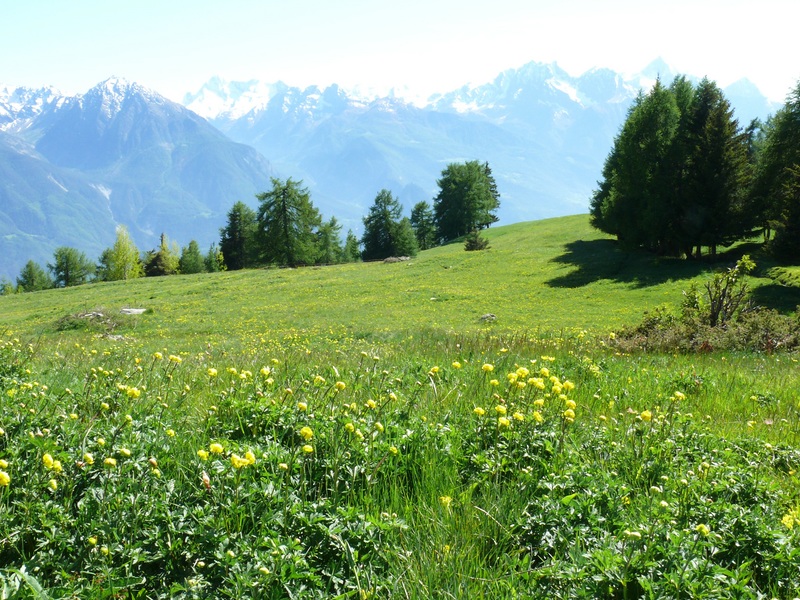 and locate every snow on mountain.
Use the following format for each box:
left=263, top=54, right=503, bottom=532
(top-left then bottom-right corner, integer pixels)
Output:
left=0, top=84, right=64, bottom=131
